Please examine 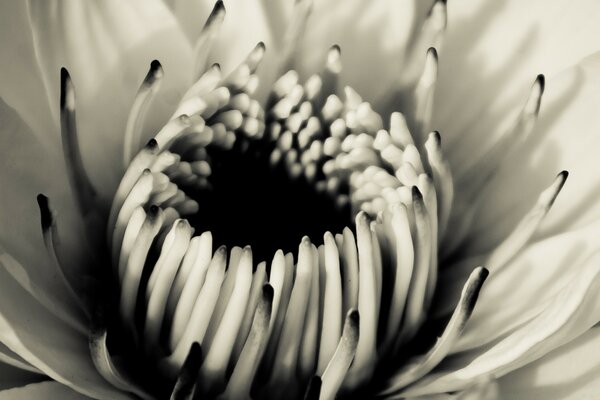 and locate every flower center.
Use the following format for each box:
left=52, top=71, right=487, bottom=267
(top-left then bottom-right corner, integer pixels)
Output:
left=39, top=1, right=570, bottom=399
left=96, top=37, right=455, bottom=398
